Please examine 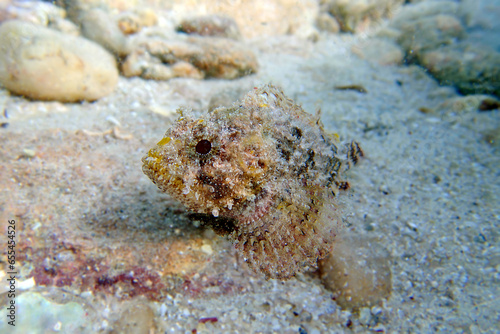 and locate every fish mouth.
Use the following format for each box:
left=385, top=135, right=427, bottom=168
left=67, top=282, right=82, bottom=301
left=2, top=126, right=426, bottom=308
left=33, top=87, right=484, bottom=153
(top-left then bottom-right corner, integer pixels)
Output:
left=141, top=148, right=171, bottom=186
